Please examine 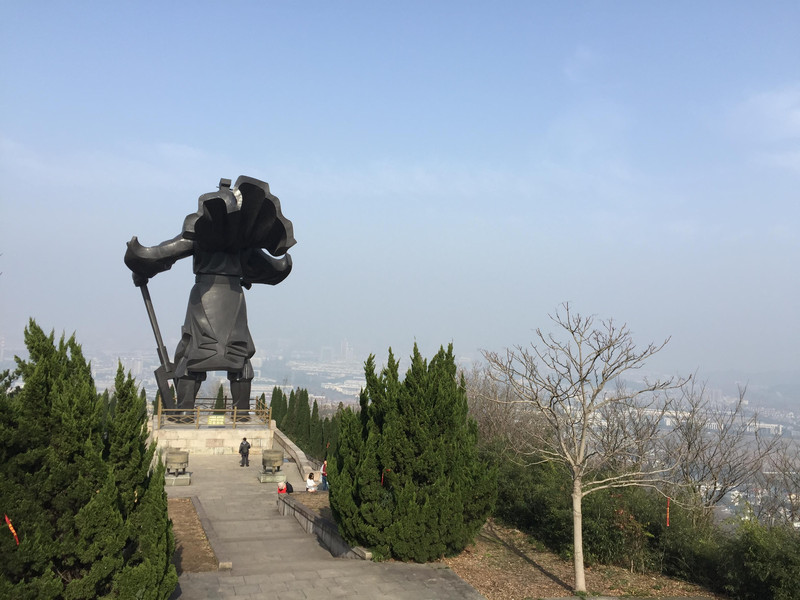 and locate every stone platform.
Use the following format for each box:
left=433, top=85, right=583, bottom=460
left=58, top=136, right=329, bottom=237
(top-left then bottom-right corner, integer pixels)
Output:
left=149, top=419, right=276, bottom=456
left=165, top=473, right=192, bottom=486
